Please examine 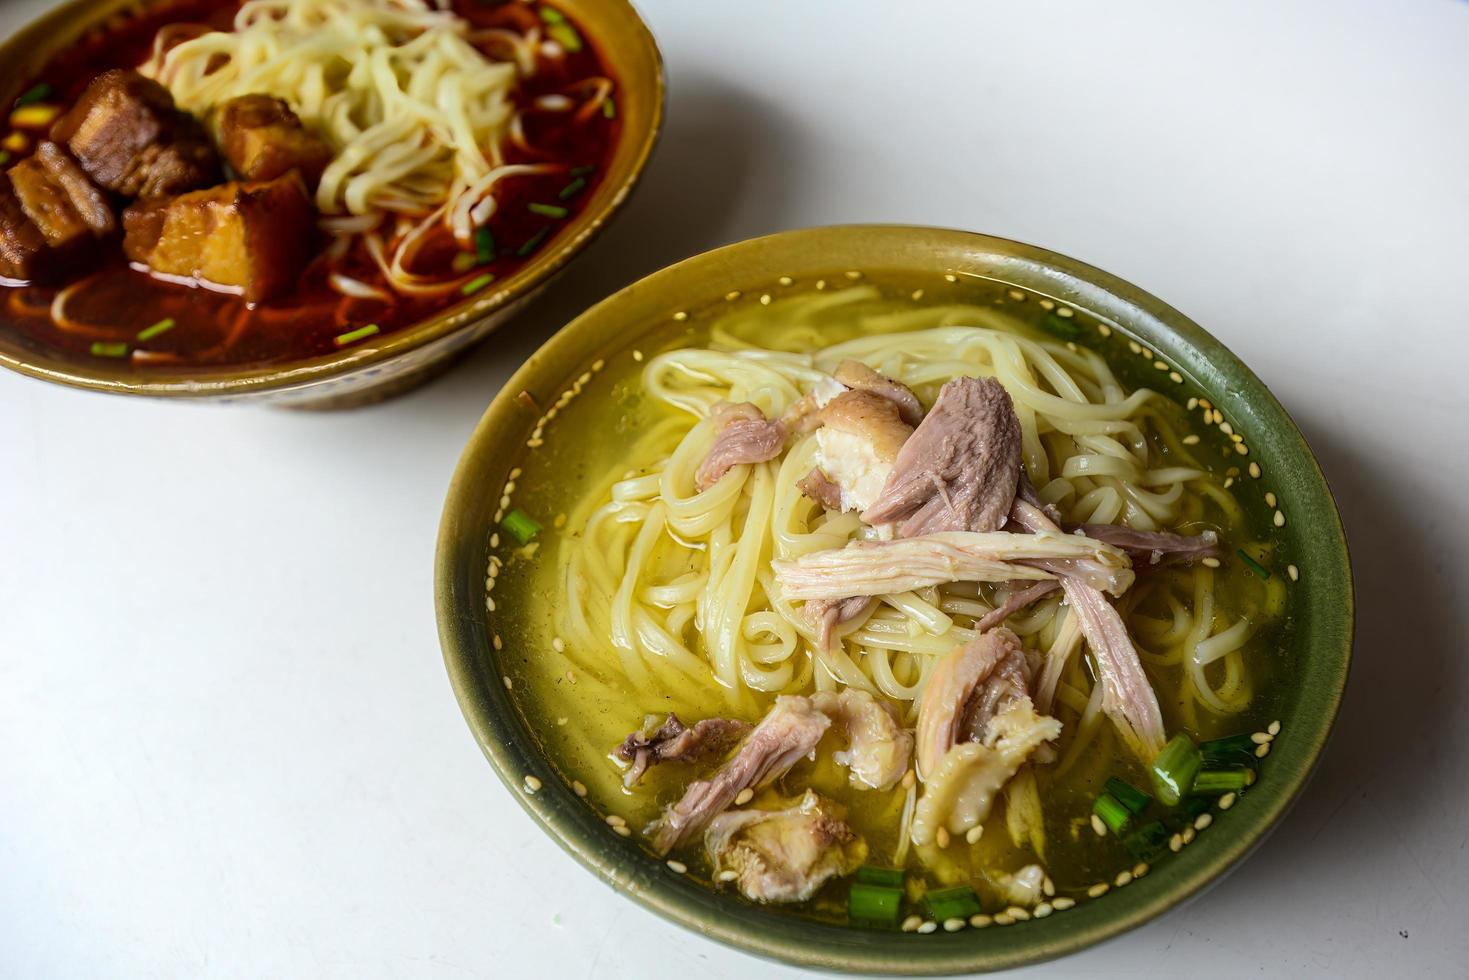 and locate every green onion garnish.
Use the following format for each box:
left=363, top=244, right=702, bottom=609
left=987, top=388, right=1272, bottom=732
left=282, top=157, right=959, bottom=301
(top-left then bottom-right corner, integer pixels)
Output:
left=527, top=202, right=569, bottom=219
left=538, top=6, right=566, bottom=23
left=1122, top=820, right=1171, bottom=861
left=1104, top=777, right=1153, bottom=816
left=502, top=508, right=542, bottom=545
left=1150, top=733, right=1203, bottom=806
left=461, top=273, right=496, bottom=296
left=89, top=341, right=128, bottom=358
left=333, top=324, right=380, bottom=346
left=848, top=883, right=902, bottom=923
left=474, top=225, right=496, bottom=263
left=14, top=83, right=52, bottom=108
left=923, top=886, right=982, bottom=921
left=1092, top=793, right=1132, bottom=836
left=547, top=21, right=583, bottom=52
left=451, top=252, right=478, bottom=274
left=1191, top=767, right=1251, bottom=795
left=0, top=150, right=10, bottom=167
left=136, top=317, right=175, bottom=342
left=557, top=177, right=586, bottom=200
left=570, top=164, right=595, bottom=177
left=516, top=226, right=550, bottom=257
left=1041, top=311, right=1082, bottom=340
left=602, top=97, right=616, bottom=119
left=1200, top=733, right=1258, bottom=768
left=854, top=866, right=904, bottom=889
left=1237, top=548, right=1271, bottom=579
